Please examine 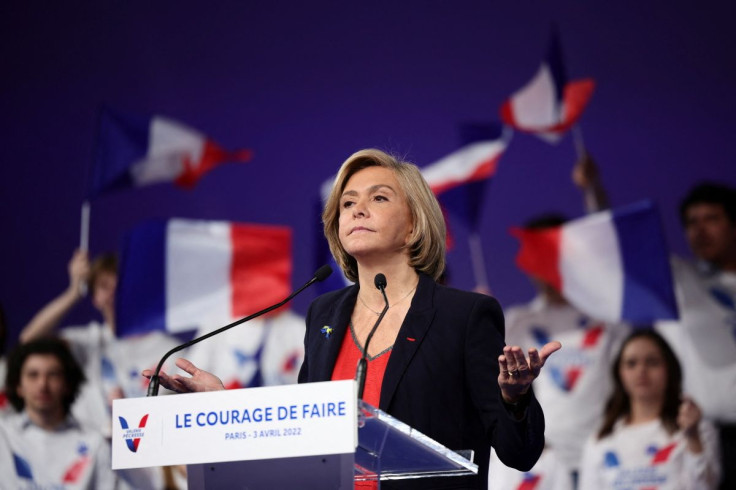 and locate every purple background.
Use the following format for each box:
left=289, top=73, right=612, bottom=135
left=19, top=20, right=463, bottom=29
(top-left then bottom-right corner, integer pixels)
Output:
left=2, top=1, right=735, bottom=347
